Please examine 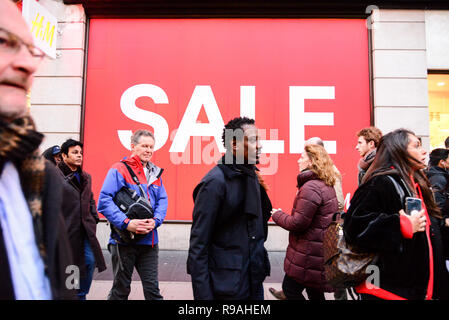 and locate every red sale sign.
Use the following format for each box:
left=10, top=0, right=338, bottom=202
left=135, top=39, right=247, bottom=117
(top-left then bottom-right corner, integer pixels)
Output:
left=83, top=19, right=370, bottom=221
